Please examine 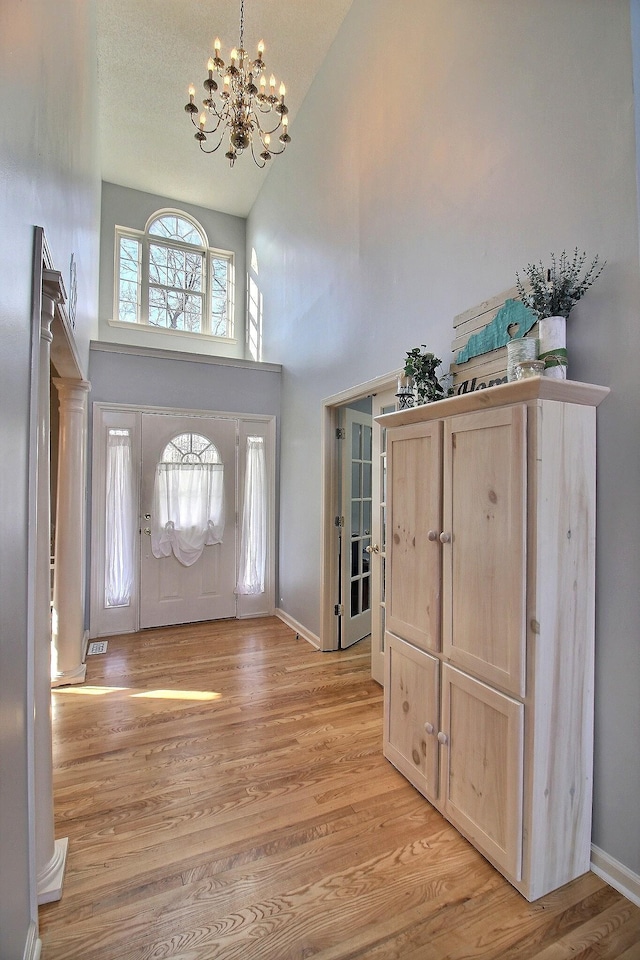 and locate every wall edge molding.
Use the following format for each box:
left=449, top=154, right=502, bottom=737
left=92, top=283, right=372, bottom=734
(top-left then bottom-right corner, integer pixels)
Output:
left=22, top=920, right=42, bottom=960
left=275, top=608, right=320, bottom=649
left=591, top=844, right=640, bottom=907
left=90, top=339, right=282, bottom=373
